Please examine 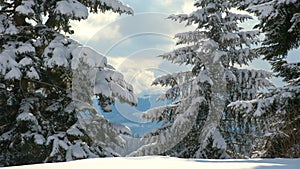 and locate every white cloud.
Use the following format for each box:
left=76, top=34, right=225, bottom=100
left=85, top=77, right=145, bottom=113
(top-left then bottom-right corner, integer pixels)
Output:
left=182, top=0, right=196, bottom=14
left=70, top=1, right=197, bottom=44
left=151, top=0, right=196, bottom=14
left=93, top=24, right=122, bottom=42
left=70, top=12, right=120, bottom=42
left=160, top=0, right=172, bottom=6
left=107, top=57, right=127, bottom=68
left=128, top=69, right=164, bottom=95
left=108, top=53, right=169, bottom=96
left=69, top=2, right=197, bottom=96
